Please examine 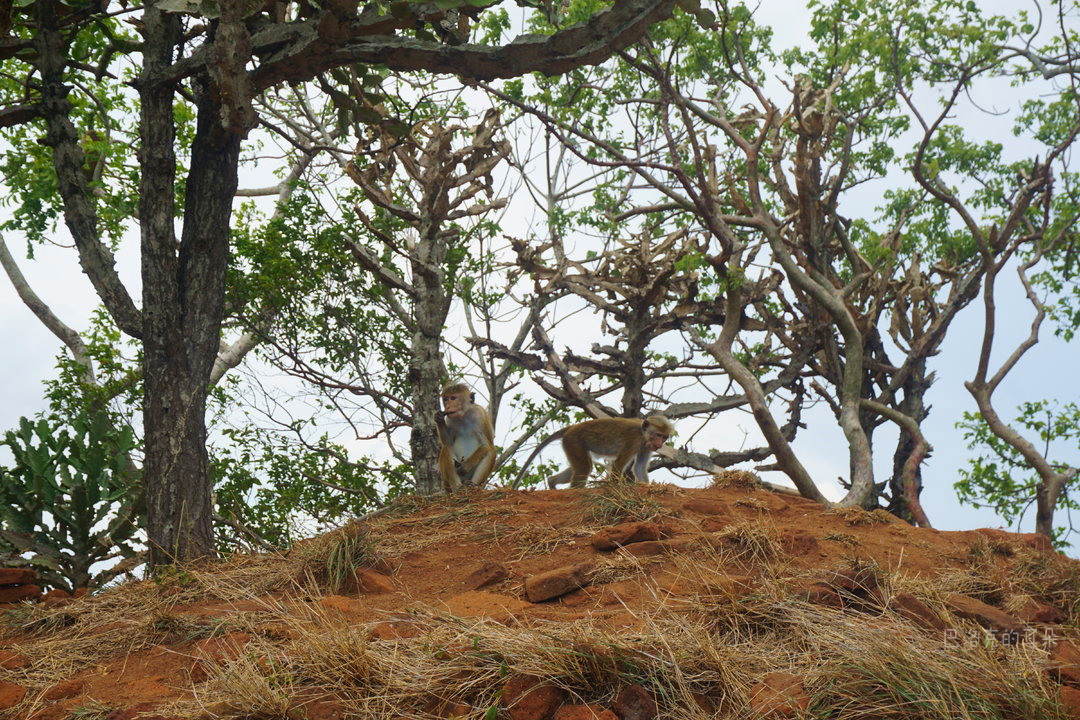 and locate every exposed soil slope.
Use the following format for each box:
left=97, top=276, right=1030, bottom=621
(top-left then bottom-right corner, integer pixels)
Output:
left=1, top=479, right=1078, bottom=720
